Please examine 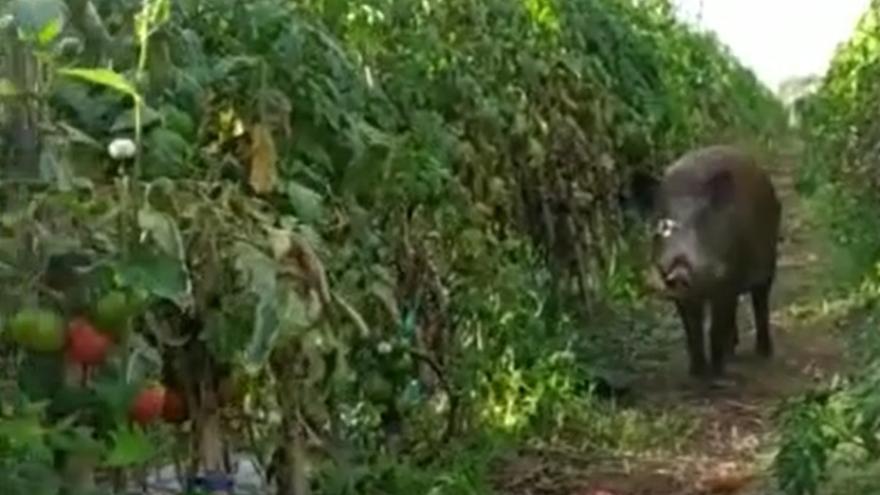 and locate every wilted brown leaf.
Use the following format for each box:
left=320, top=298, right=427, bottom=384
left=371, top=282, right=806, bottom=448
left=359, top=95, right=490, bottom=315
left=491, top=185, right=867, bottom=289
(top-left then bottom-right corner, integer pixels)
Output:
left=292, top=233, right=330, bottom=305
left=276, top=231, right=331, bottom=310
left=249, top=123, right=277, bottom=194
